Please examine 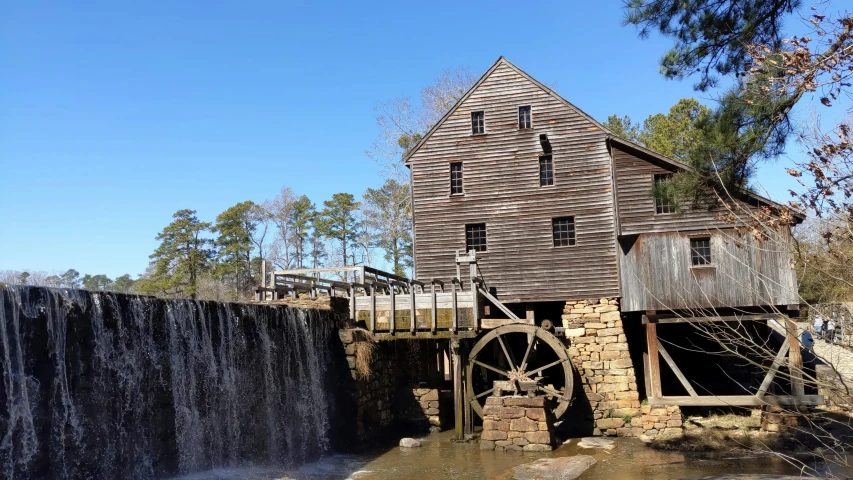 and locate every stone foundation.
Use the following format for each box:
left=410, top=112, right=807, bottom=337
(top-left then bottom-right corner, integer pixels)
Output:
left=411, top=388, right=442, bottom=430
left=638, top=405, right=683, bottom=440
left=760, top=405, right=802, bottom=433
left=340, top=329, right=395, bottom=440
left=480, top=396, right=554, bottom=452
left=561, top=298, right=682, bottom=439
